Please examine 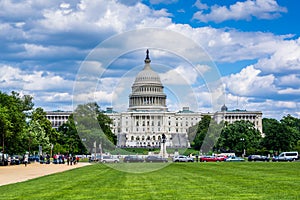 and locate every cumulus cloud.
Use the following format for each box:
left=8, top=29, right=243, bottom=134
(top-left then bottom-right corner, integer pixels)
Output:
left=161, top=65, right=198, bottom=85
left=193, top=0, right=287, bottom=23
left=254, top=37, right=300, bottom=73
left=0, top=64, right=73, bottom=91
left=278, top=74, right=300, bottom=86
left=223, top=65, right=276, bottom=96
